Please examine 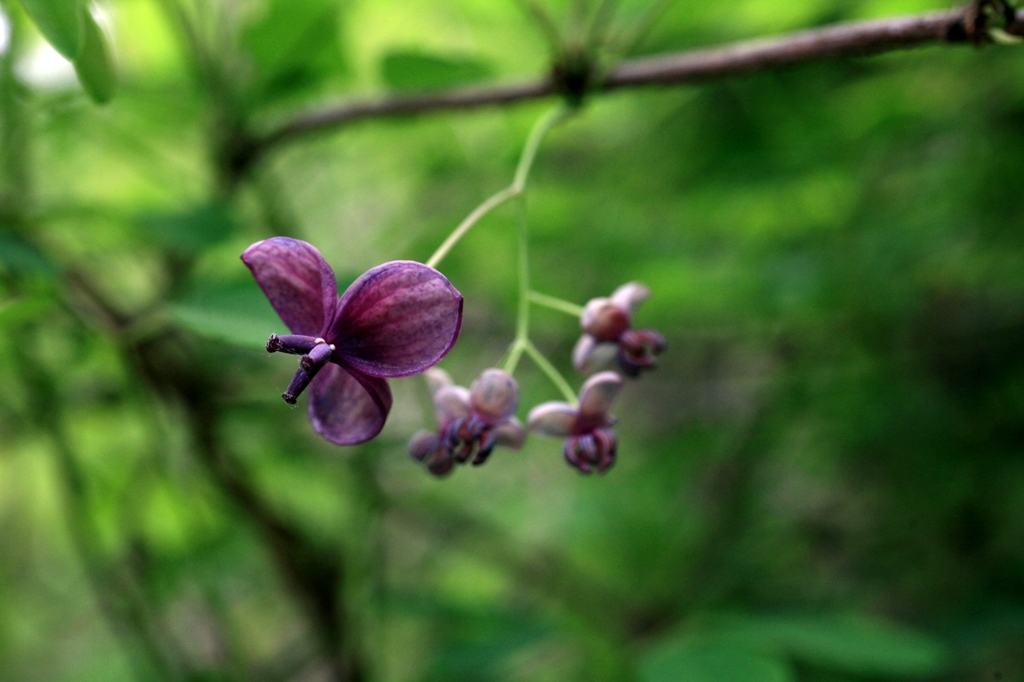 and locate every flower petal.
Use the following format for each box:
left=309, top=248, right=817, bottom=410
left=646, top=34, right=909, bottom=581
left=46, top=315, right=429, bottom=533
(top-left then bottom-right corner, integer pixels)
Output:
left=610, top=282, right=651, bottom=315
left=424, top=368, right=453, bottom=396
left=408, top=431, right=441, bottom=461
left=469, top=369, right=519, bottom=422
left=433, top=386, right=471, bottom=424
left=307, top=364, right=393, bottom=445
left=577, top=371, right=623, bottom=425
left=241, top=237, right=337, bottom=336
left=572, top=334, right=618, bottom=375
left=493, top=417, right=526, bottom=449
left=329, top=261, right=463, bottom=378
left=527, top=402, right=577, bottom=437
